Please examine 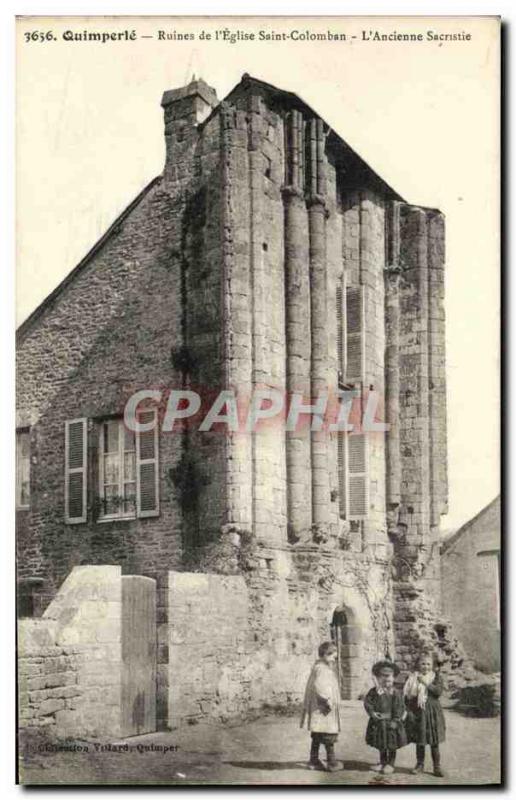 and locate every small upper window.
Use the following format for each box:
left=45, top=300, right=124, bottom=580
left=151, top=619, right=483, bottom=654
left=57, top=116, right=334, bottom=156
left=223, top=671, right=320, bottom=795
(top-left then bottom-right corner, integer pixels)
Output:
left=98, top=419, right=136, bottom=520
left=16, top=429, right=30, bottom=509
